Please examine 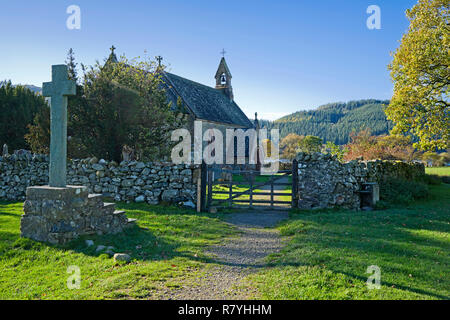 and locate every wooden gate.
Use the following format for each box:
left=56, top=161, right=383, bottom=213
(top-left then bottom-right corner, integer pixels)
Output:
left=198, top=160, right=298, bottom=211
